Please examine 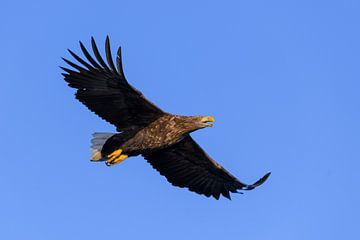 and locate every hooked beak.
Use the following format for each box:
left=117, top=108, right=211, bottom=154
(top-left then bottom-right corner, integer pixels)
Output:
left=200, top=116, right=215, bottom=127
